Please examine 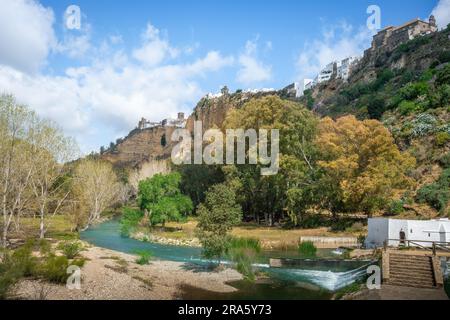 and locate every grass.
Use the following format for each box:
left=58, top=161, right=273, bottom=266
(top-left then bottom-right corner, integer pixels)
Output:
left=298, top=241, right=317, bottom=258
left=134, top=250, right=153, bottom=265
left=8, top=215, right=77, bottom=241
